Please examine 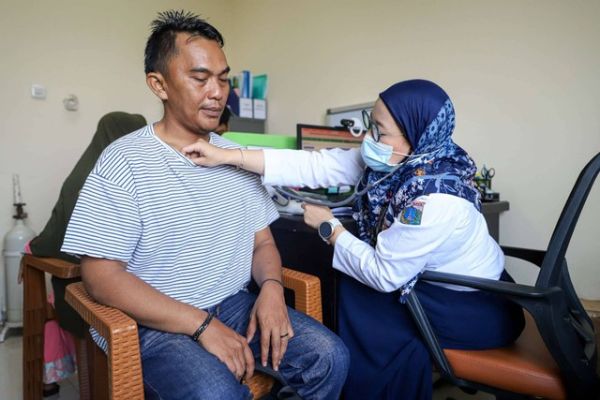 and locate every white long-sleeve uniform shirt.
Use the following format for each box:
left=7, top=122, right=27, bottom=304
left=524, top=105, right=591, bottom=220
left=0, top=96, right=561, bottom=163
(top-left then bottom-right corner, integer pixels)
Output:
left=263, top=148, right=504, bottom=293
